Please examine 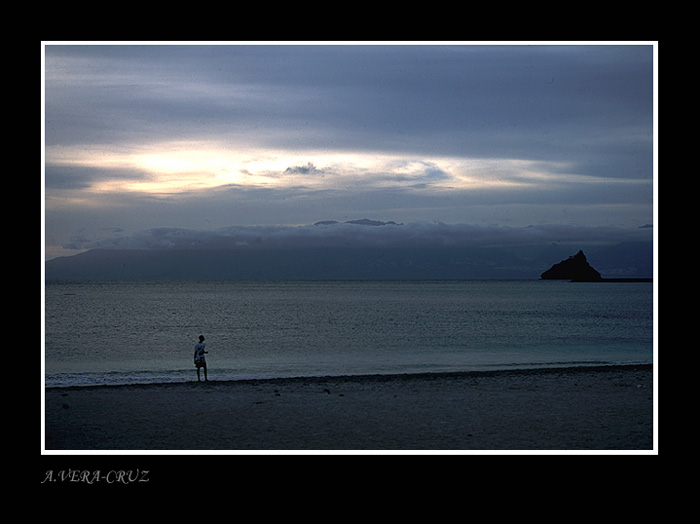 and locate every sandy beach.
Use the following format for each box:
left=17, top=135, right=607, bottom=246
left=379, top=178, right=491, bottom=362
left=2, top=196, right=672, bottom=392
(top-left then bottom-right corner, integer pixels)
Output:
left=43, top=365, right=654, bottom=452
